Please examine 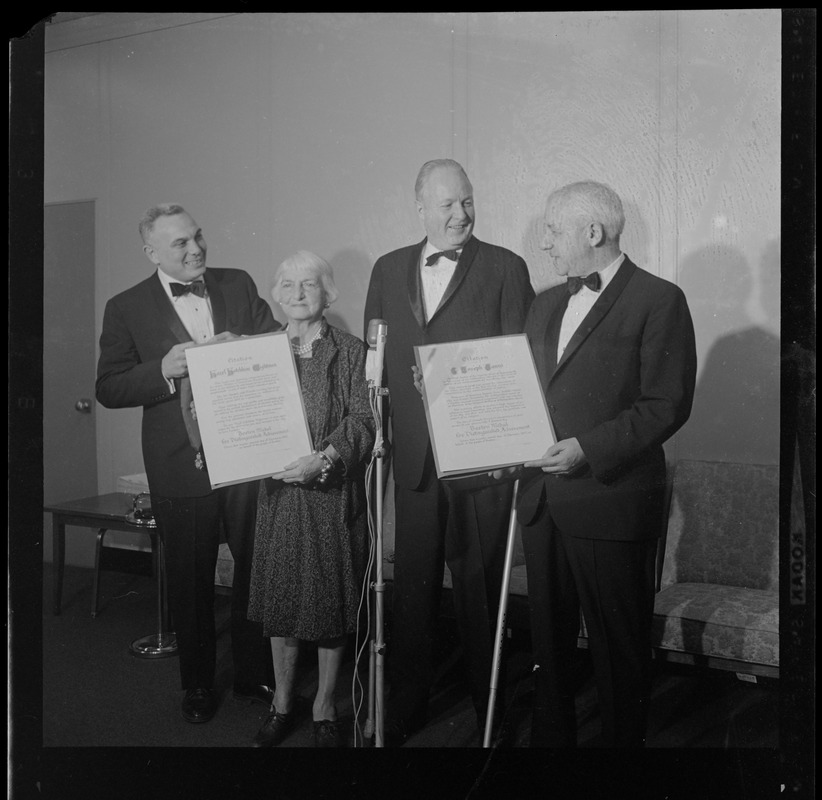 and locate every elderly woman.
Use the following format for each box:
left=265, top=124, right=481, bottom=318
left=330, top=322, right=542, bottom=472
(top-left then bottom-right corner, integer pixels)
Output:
left=247, top=251, right=374, bottom=748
